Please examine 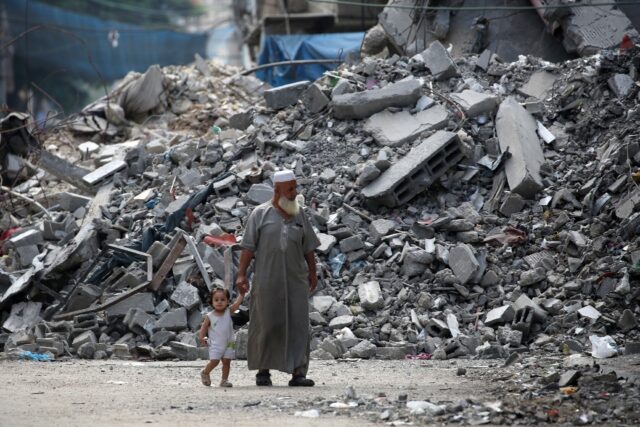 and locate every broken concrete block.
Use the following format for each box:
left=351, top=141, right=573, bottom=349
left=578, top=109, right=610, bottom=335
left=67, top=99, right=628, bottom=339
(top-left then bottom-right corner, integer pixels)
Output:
left=66, top=284, right=101, bottom=312
left=6, top=229, right=43, bottom=249
left=124, top=308, right=156, bottom=337
left=346, top=340, right=377, bottom=359
left=369, top=219, right=396, bottom=243
left=15, top=245, right=39, bottom=268
left=513, top=294, right=547, bottom=323
left=496, top=97, right=545, bottom=199
left=147, top=241, right=170, bottom=269
left=2, top=301, right=42, bottom=333
left=264, top=80, right=310, bottom=110
left=485, top=305, right=515, bottom=327
left=169, top=341, right=198, bottom=360
left=155, top=308, right=188, bottom=332
left=420, top=40, right=459, bottom=80
left=578, top=305, right=601, bottom=321
left=500, top=192, right=525, bottom=216
left=339, top=235, right=364, bottom=253
left=558, top=370, right=581, bottom=387
left=518, top=71, right=558, bottom=100
left=608, top=74, right=634, bottom=98
left=363, top=105, right=448, bottom=147
left=106, top=292, right=155, bottom=318
left=229, top=111, right=252, bottom=130
left=246, top=183, right=273, bottom=205
left=402, top=249, right=433, bottom=277
left=358, top=281, right=384, bottom=311
left=426, top=318, right=451, bottom=338
left=316, top=233, right=337, bottom=255
left=449, top=90, right=499, bottom=118
left=331, top=78, right=422, bottom=120
left=170, top=282, right=201, bottom=310
left=618, top=309, right=637, bottom=333
left=235, top=328, right=248, bottom=360
left=72, top=330, right=96, bottom=351
left=449, top=244, right=480, bottom=285
left=476, top=49, right=492, bottom=72
left=362, top=131, right=463, bottom=207
left=329, top=315, right=354, bottom=330
left=151, top=330, right=176, bottom=348
left=302, top=83, right=330, bottom=113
